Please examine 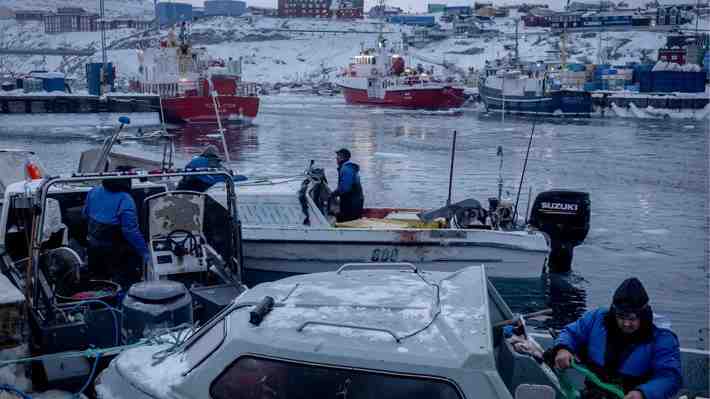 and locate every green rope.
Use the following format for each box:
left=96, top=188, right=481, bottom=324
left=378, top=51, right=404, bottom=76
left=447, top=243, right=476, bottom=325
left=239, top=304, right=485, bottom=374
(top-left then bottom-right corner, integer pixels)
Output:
left=557, top=360, right=625, bottom=399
